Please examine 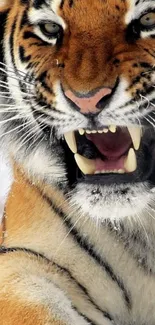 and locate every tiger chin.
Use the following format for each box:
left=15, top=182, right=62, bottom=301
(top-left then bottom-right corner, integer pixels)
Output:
left=0, top=0, right=155, bottom=324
